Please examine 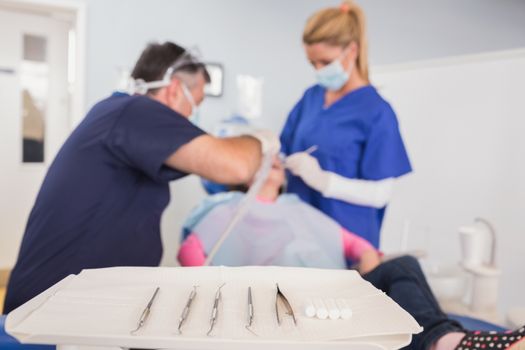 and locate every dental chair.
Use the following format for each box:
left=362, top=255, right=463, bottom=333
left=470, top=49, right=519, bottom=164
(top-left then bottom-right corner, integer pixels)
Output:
left=1, top=315, right=54, bottom=350
left=448, top=313, right=507, bottom=332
